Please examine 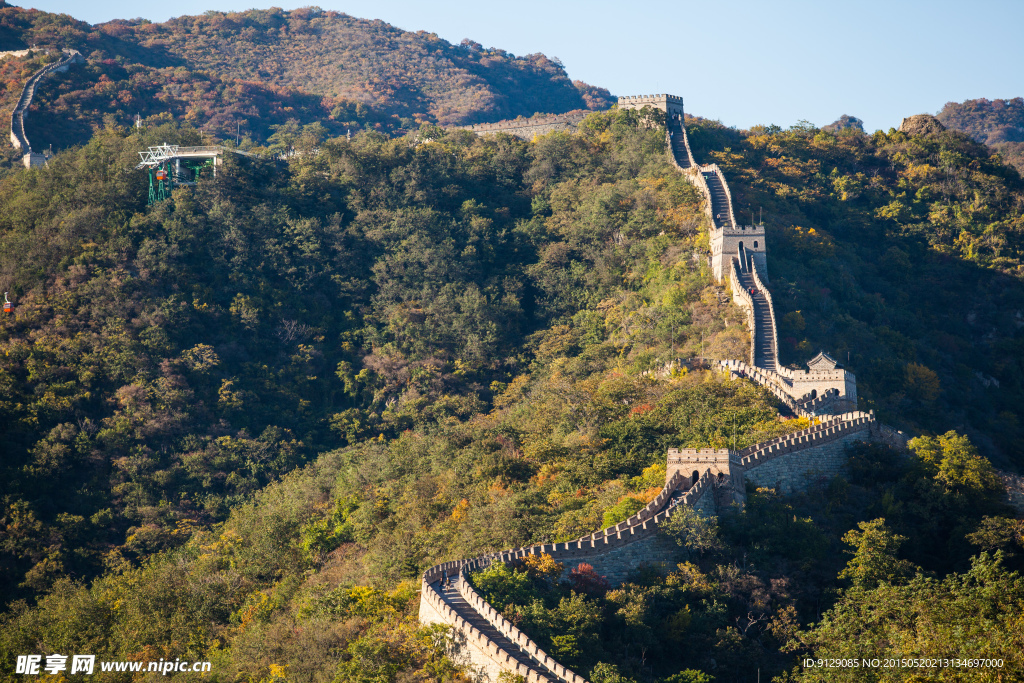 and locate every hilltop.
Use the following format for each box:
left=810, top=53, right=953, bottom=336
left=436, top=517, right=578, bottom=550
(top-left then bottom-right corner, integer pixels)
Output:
left=937, top=97, right=1024, bottom=171
left=0, top=3, right=612, bottom=153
